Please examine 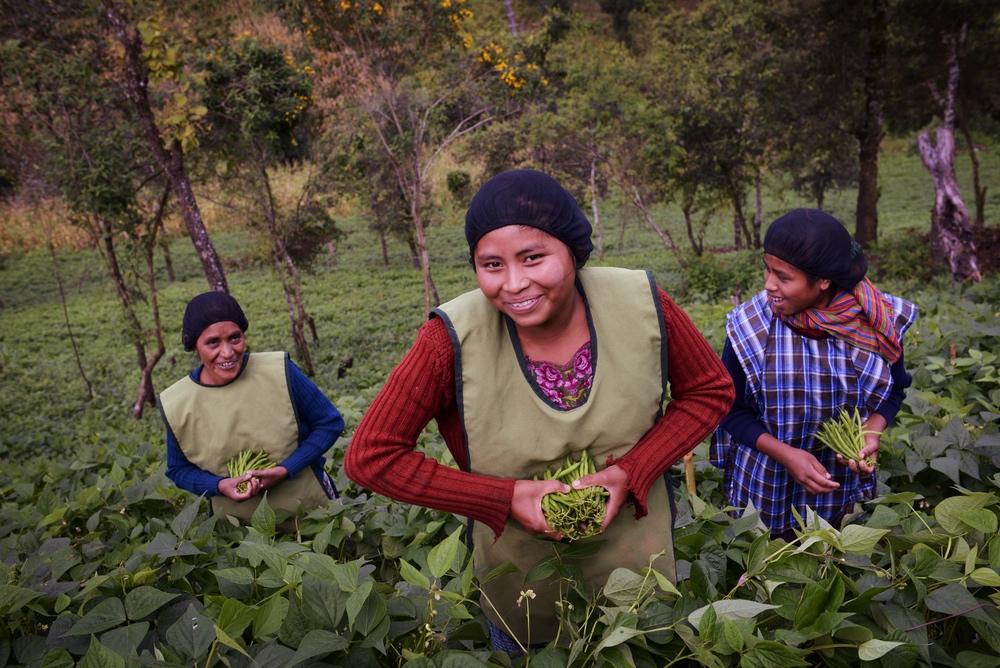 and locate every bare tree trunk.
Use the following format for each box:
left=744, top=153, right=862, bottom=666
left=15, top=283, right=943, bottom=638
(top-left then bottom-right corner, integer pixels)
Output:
left=753, top=172, right=763, bottom=249
left=917, top=27, right=981, bottom=284
left=503, top=0, right=518, bottom=36
left=855, top=0, right=887, bottom=248
left=589, top=160, right=604, bottom=261
left=411, top=190, right=440, bottom=315
left=102, top=0, right=228, bottom=293
left=629, top=185, right=686, bottom=268
left=49, top=244, right=93, bottom=400
left=681, top=183, right=703, bottom=256
left=134, top=226, right=165, bottom=418
left=959, top=118, right=986, bottom=228
left=730, top=187, right=751, bottom=250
